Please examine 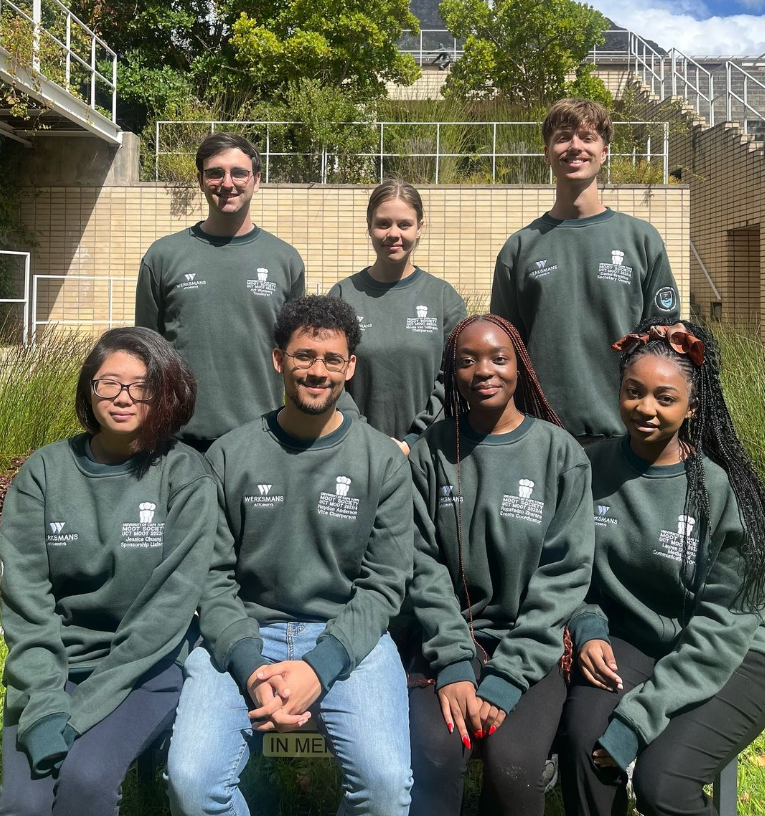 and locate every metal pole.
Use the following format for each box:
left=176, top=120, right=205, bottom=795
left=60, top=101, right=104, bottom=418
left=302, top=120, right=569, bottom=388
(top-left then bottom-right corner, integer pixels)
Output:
left=265, top=124, right=270, bottom=185
left=727, top=62, right=732, bottom=123
left=155, top=121, right=160, bottom=181
left=709, top=73, right=714, bottom=127
left=65, top=14, right=71, bottom=91
left=31, top=275, right=39, bottom=346
left=32, top=0, right=41, bottom=72
left=492, top=123, right=497, bottom=183
left=91, top=36, right=96, bottom=108
left=112, top=47, right=117, bottom=122
left=663, top=123, right=669, bottom=184
left=22, top=253, right=30, bottom=346
left=379, top=123, right=384, bottom=184
left=435, top=123, right=440, bottom=184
